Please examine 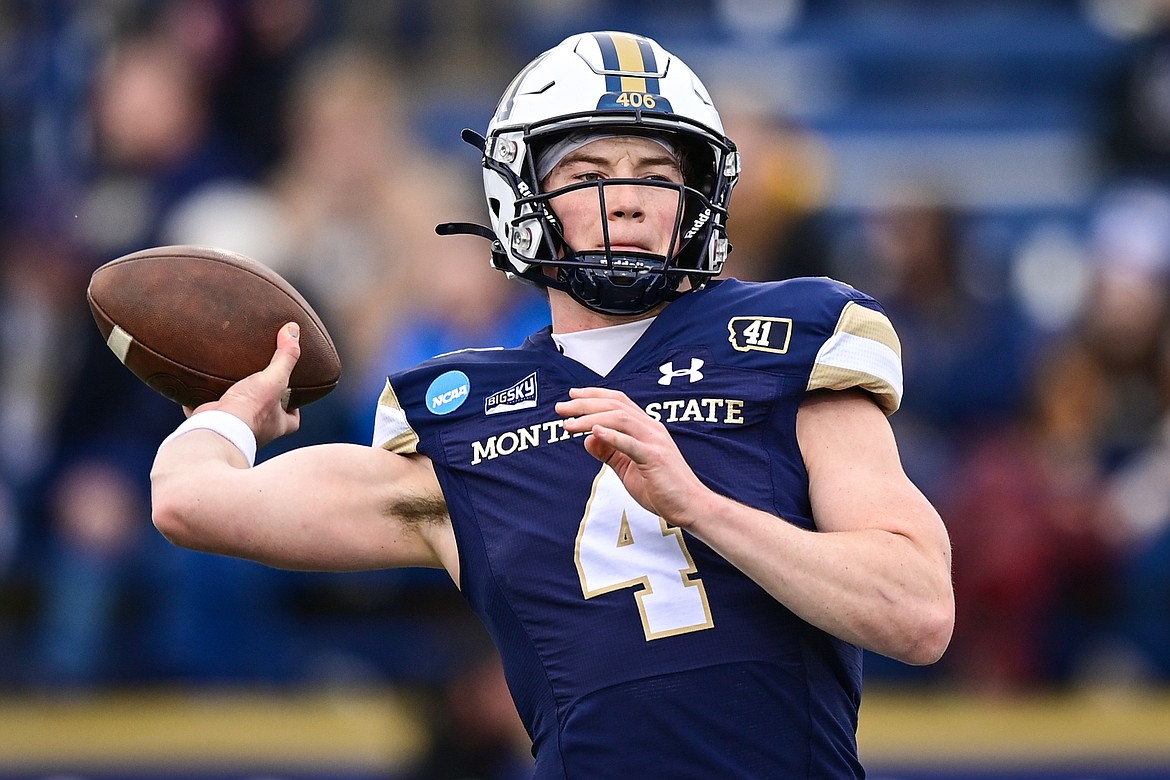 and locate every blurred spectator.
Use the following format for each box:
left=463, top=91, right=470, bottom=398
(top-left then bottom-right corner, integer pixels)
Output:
left=1100, top=0, right=1170, bottom=180
left=1116, top=526, right=1170, bottom=681
left=717, top=102, right=835, bottom=282
left=156, top=0, right=333, bottom=175
left=266, top=46, right=472, bottom=412
left=0, top=224, right=90, bottom=507
left=361, top=228, right=550, bottom=408
left=1106, top=423, right=1170, bottom=682
left=1100, top=302, right=1170, bottom=682
left=1062, top=182, right=1170, bottom=469
left=0, top=220, right=87, bottom=684
left=33, top=460, right=144, bottom=685
left=939, top=181, right=1170, bottom=691
left=838, top=183, right=1041, bottom=497
left=939, top=344, right=1121, bottom=692
left=77, top=31, right=259, bottom=258
left=27, top=29, right=296, bottom=687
